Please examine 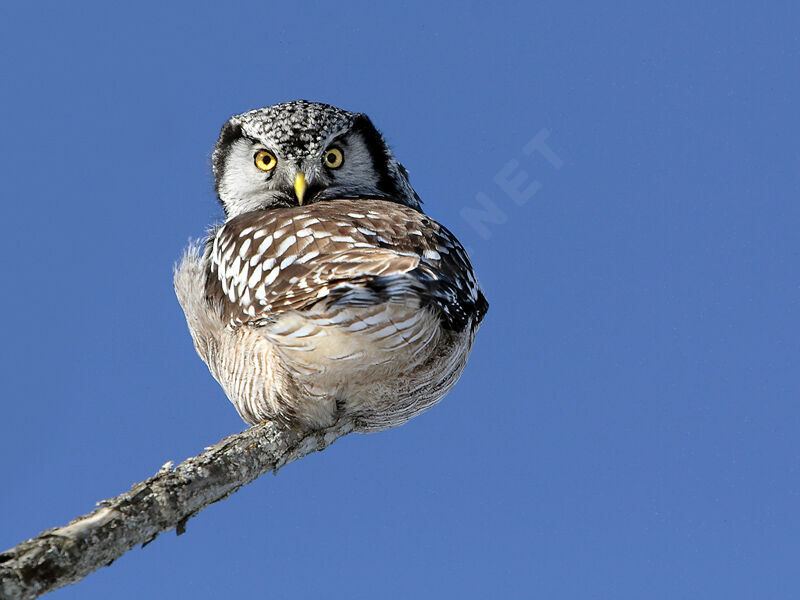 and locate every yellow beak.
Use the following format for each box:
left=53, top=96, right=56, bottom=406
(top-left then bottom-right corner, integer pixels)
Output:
left=293, top=171, right=307, bottom=205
